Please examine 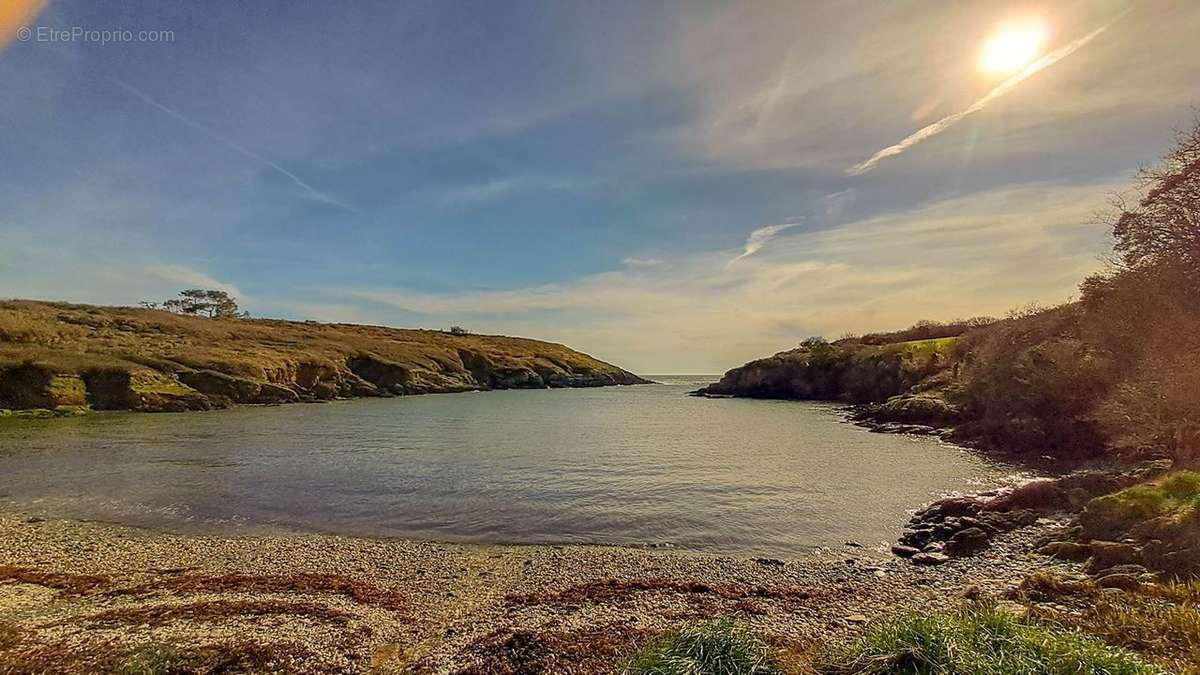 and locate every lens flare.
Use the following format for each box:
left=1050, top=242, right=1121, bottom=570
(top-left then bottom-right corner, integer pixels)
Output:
left=980, top=20, right=1048, bottom=73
